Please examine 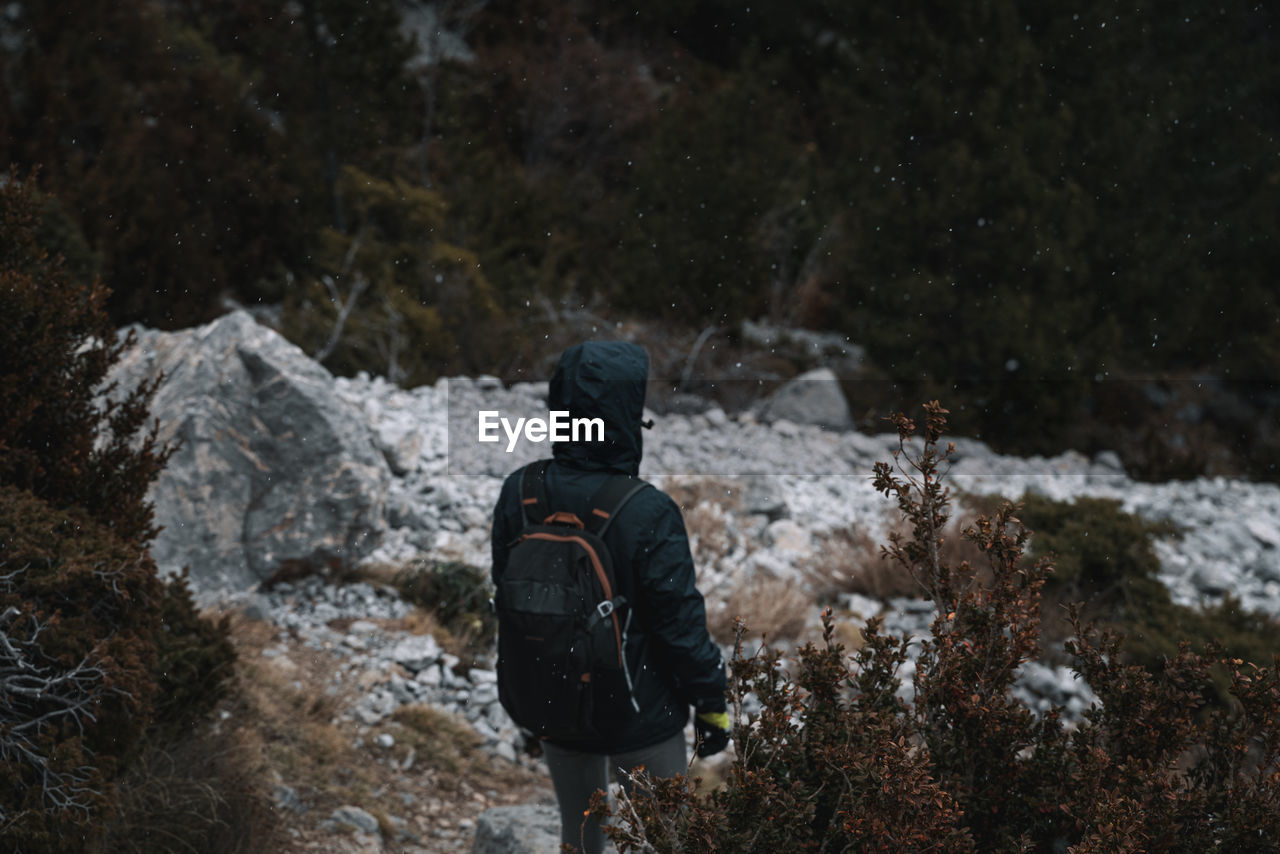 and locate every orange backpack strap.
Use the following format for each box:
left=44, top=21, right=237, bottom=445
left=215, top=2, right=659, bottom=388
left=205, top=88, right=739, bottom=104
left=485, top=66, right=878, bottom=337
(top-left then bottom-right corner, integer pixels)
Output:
left=542, top=511, right=585, bottom=528
left=518, top=460, right=552, bottom=526
left=584, top=475, right=651, bottom=537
